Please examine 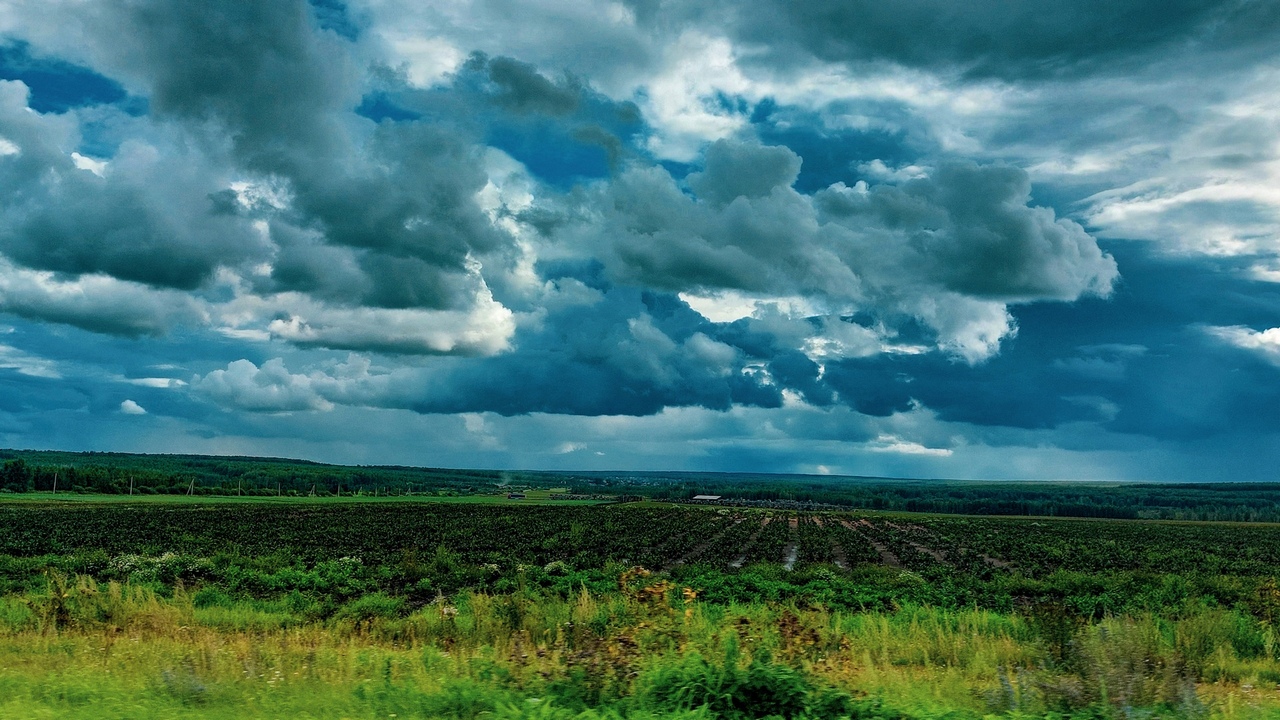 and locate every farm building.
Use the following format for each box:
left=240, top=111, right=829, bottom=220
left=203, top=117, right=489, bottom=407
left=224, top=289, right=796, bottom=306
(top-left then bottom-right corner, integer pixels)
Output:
left=692, top=494, right=722, bottom=501
left=507, top=492, right=526, bottom=499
